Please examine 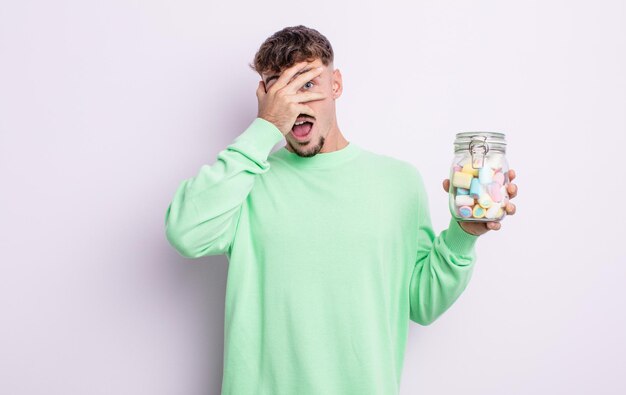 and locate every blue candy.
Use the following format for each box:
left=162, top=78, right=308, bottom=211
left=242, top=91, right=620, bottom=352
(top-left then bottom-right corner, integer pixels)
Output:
left=459, top=206, right=472, bottom=218
left=479, top=166, right=493, bottom=184
left=469, top=177, right=481, bottom=199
